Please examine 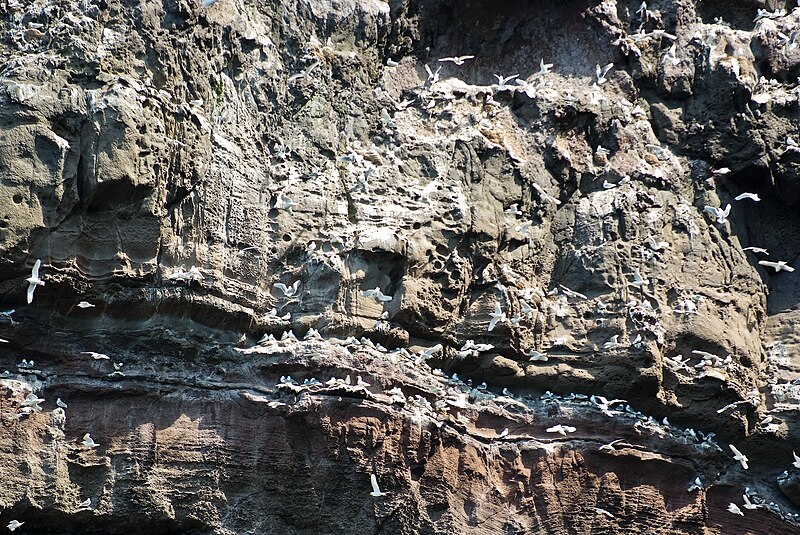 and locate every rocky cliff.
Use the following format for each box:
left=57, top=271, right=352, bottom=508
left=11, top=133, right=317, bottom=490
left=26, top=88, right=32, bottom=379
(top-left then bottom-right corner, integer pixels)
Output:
left=1, top=0, right=800, bottom=533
